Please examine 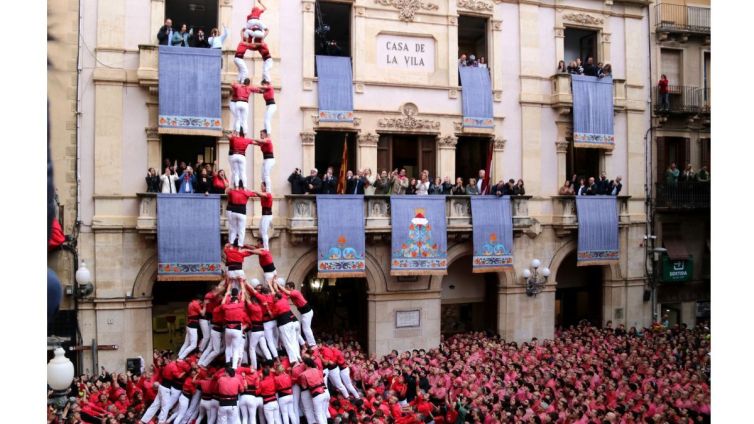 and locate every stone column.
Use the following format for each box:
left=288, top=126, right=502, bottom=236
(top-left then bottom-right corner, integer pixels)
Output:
left=357, top=132, right=379, bottom=173
left=217, top=134, right=229, bottom=175
left=447, top=15, right=459, bottom=87
left=491, top=20, right=503, bottom=100
left=555, top=141, right=569, bottom=188
left=625, top=15, right=646, bottom=199
left=218, top=0, right=233, bottom=29
left=436, top=135, right=458, bottom=182
left=600, top=32, right=612, bottom=68
left=554, top=26, right=565, bottom=65
left=302, top=0, right=316, bottom=85
left=146, top=128, right=161, bottom=171
left=492, top=138, right=506, bottom=183
left=519, top=4, right=543, bottom=197
left=150, top=0, right=165, bottom=41
left=353, top=6, right=367, bottom=82
left=301, top=132, right=316, bottom=173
